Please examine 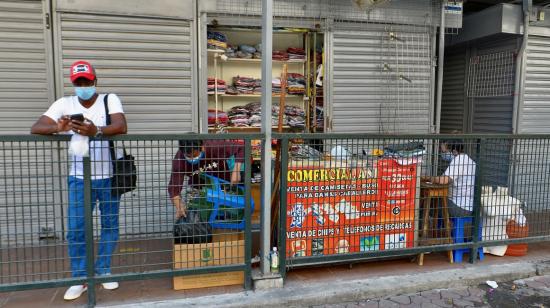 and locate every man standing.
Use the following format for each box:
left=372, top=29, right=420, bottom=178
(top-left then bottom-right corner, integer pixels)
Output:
left=31, top=61, right=127, bottom=300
